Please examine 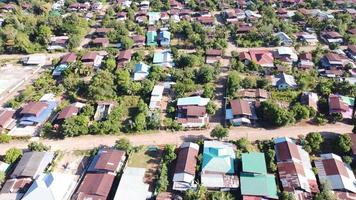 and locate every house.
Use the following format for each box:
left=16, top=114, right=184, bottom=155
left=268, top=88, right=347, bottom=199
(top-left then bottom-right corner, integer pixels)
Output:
left=146, top=31, right=158, bottom=46
left=19, top=99, right=57, bottom=127
left=314, top=153, right=356, bottom=199
left=91, top=2, right=103, bottom=11
left=94, top=101, right=115, bottom=121
left=48, top=36, right=69, bottom=50
left=0, top=178, right=32, bottom=200
left=301, top=92, right=318, bottom=110
left=346, top=45, right=356, bottom=61
left=21, top=173, right=76, bottom=200
left=275, top=32, right=293, bottom=46
left=170, top=0, right=182, bottom=9
left=0, top=4, right=17, bottom=12
left=176, top=96, right=210, bottom=128
left=94, top=28, right=112, bottom=37
left=239, top=50, right=274, bottom=68
left=197, top=16, right=214, bottom=26
left=328, top=94, right=354, bottom=119
left=11, top=151, right=55, bottom=179
left=149, top=85, right=165, bottom=110
left=117, top=12, right=127, bottom=21
left=236, top=23, right=253, bottom=34
left=139, top=1, right=150, bottom=10
left=274, top=137, right=319, bottom=200
left=68, top=3, right=89, bottom=12
left=295, top=32, right=318, bottom=45
left=135, top=10, right=148, bottom=23
left=245, top=10, right=262, bottom=20
left=240, top=152, right=278, bottom=199
left=274, top=47, right=298, bottom=65
left=271, top=73, right=298, bottom=90
left=277, top=8, right=295, bottom=19
left=73, top=173, right=115, bottom=200
left=87, top=148, right=126, bottom=174
left=173, top=142, right=199, bottom=191
left=116, top=50, right=132, bottom=67
left=320, top=52, right=349, bottom=77
left=133, top=63, right=151, bottom=81
left=132, top=35, right=145, bottom=47
left=201, top=141, right=239, bottom=190
left=153, top=50, right=173, bottom=68
left=237, top=89, right=269, bottom=101
left=91, top=38, right=109, bottom=48
left=206, top=49, right=223, bottom=64
left=298, top=52, right=314, bottom=71
left=22, top=55, right=47, bottom=66
left=160, top=12, right=169, bottom=23
left=320, top=31, right=343, bottom=44
left=148, top=12, right=160, bottom=25
left=0, top=108, right=15, bottom=131
left=226, top=99, right=257, bottom=126
left=113, top=167, right=151, bottom=200
left=81, top=52, right=104, bottom=68
left=349, top=133, right=356, bottom=157
left=55, top=105, right=79, bottom=123
left=159, top=30, right=170, bottom=47
left=59, top=52, right=77, bottom=65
